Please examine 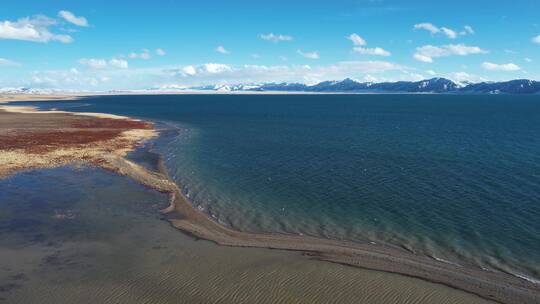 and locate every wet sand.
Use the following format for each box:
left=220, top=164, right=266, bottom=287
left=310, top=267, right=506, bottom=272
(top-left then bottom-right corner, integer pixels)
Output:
left=0, top=98, right=538, bottom=303
left=1, top=166, right=495, bottom=304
